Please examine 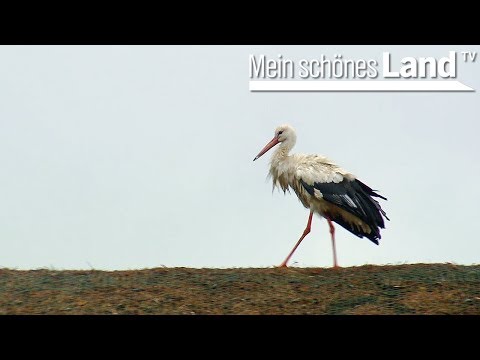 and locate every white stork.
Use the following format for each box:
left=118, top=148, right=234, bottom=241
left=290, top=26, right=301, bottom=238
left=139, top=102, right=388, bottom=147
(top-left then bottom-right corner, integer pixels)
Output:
left=253, top=124, right=389, bottom=268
